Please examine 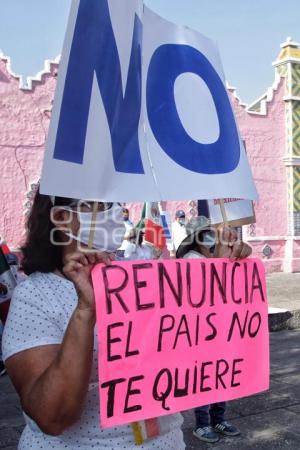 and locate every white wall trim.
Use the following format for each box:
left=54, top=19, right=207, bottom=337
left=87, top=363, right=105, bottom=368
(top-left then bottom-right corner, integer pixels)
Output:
left=0, top=49, right=284, bottom=118
left=273, top=58, right=300, bottom=67
left=246, top=72, right=282, bottom=116
left=226, top=71, right=282, bottom=117
left=246, top=236, right=296, bottom=242
left=226, top=81, right=248, bottom=108
left=0, top=50, right=60, bottom=91
left=284, top=237, right=294, bottom=272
